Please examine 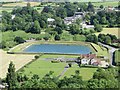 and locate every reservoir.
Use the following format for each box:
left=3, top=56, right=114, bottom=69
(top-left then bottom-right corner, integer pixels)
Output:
left=23, top=44, right=92, bottom=54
